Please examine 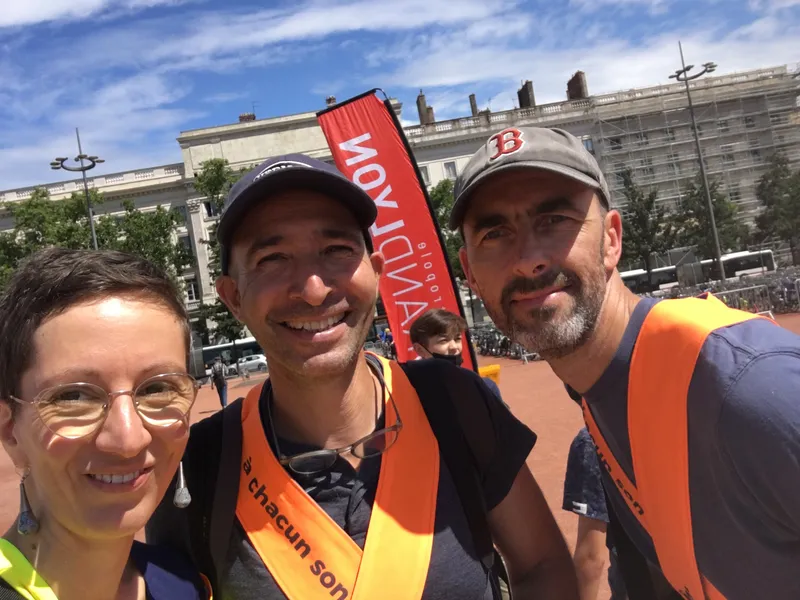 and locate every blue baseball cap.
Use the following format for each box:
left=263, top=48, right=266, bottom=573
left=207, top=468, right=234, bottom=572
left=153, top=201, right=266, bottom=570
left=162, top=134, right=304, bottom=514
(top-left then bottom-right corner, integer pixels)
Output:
left=217, top=154, right=378, bottom=274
